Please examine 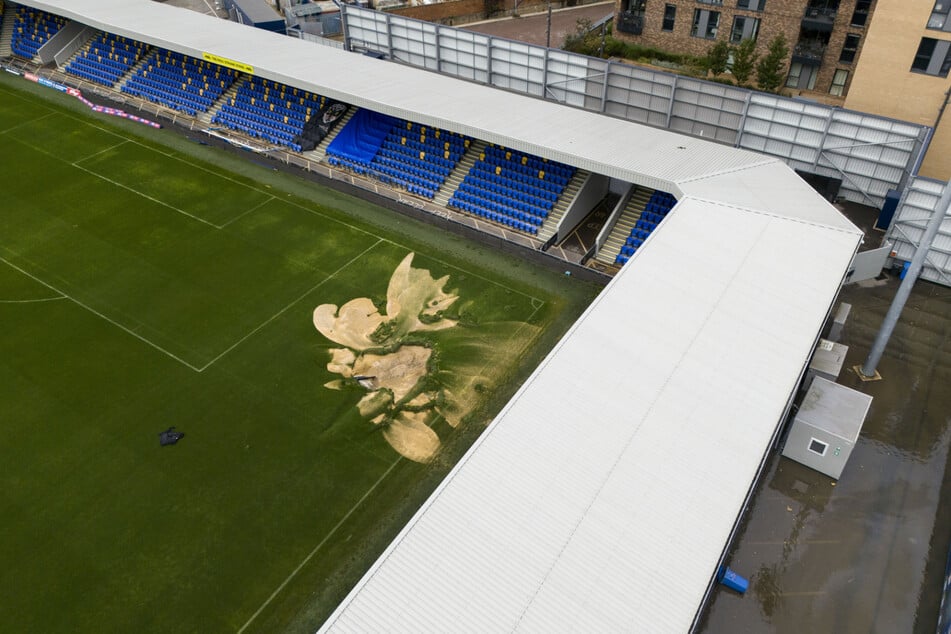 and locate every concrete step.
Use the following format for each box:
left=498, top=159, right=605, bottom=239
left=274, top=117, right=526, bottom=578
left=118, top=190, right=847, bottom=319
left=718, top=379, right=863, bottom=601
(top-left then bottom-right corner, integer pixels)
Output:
left=537, top=168, right=591, bottom=243
left=199, top=74, right=246, bottom=125
left=115, top=45, right=153, bottom=91
left=595, top=185, right=656, bottom=265
left=434, top=138, right=484, bottom=207
left=0, top=10, right=15, bottom=59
